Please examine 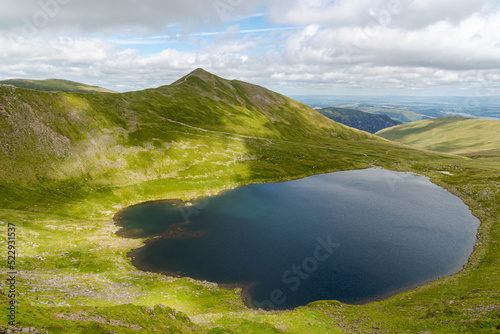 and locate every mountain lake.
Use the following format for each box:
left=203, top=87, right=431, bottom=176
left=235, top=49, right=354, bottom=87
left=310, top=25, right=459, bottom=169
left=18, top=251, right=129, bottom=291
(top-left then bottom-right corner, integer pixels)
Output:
left=114, top=168, right=479, bottom=310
